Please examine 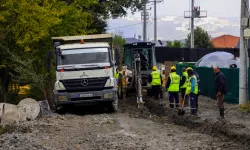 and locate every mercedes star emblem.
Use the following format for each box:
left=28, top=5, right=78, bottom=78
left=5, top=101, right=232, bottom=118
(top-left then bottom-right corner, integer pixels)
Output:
left=81, top=79, right=88, bottom=87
